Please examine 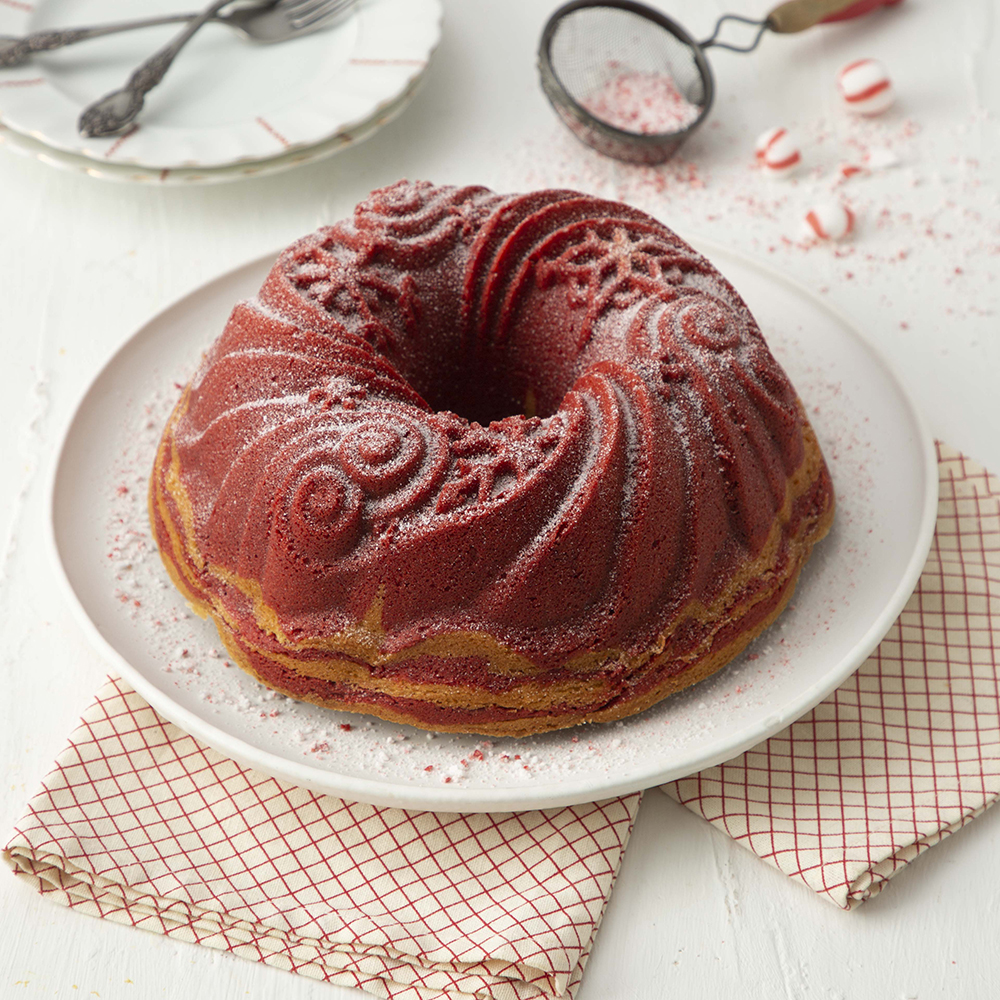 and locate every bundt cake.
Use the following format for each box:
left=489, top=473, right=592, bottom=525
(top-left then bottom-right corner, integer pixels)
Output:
left=150, top=181, right=834, bottom=737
